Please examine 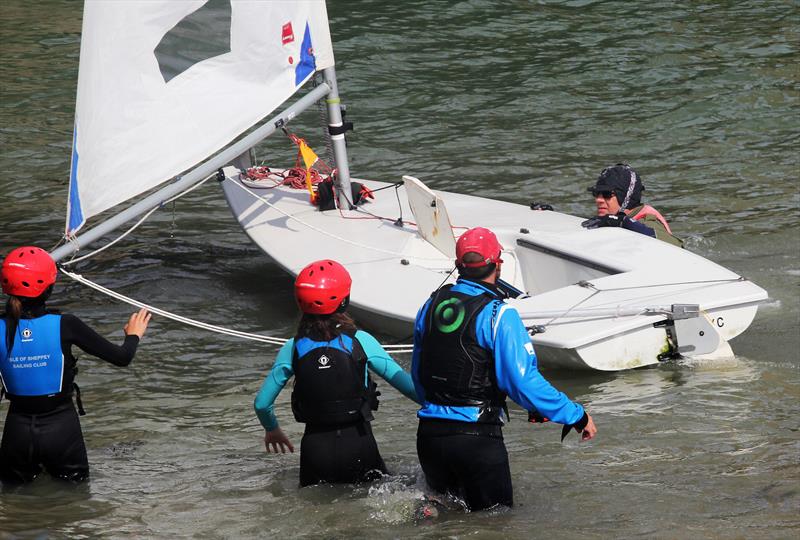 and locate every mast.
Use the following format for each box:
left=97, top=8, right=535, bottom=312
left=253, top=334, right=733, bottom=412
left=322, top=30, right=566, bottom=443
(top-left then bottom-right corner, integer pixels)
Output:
left=321, top=66, right=354, bottom=210
left=51, top=83, right=332, bottom=262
